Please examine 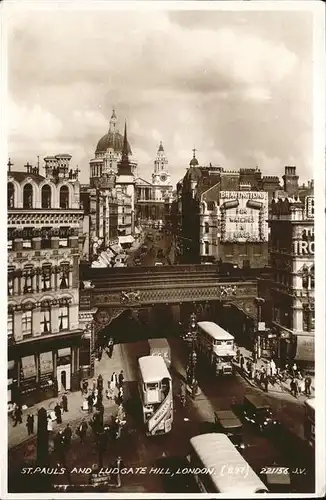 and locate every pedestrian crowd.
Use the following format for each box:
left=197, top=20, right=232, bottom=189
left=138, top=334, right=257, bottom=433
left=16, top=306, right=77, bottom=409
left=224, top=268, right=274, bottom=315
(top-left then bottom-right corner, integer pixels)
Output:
left=51, top=370, right=127, bottom=468
left=235, top=348, right=313, bottom=398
